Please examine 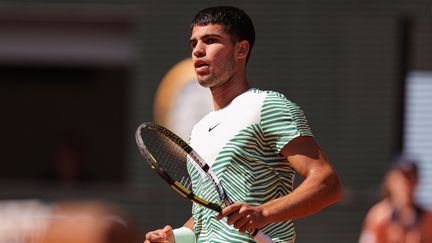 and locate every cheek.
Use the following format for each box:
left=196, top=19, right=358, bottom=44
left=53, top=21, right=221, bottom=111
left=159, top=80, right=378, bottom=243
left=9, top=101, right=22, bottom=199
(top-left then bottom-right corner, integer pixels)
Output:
left=213, top=51, right=235, bottom=68
left=209, top=44, right=232, bottom=59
